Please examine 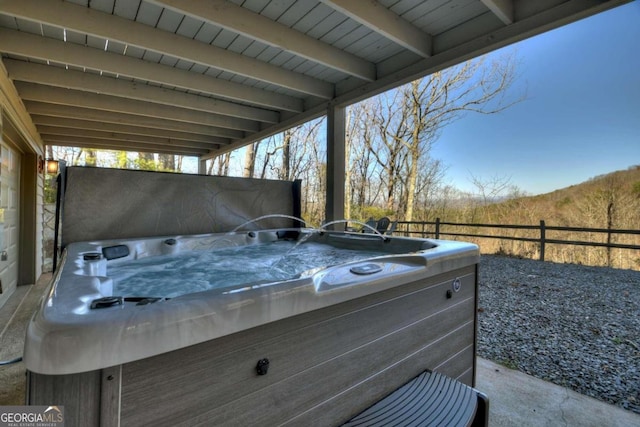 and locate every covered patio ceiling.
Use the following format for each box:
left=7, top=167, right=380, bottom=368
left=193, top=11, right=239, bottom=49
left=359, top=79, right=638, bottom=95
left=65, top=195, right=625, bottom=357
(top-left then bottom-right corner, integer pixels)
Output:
left=0, top=0, right=630, bottom=161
